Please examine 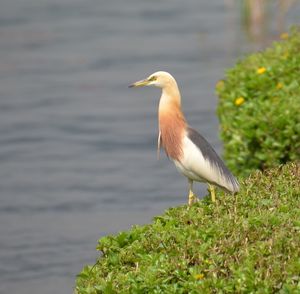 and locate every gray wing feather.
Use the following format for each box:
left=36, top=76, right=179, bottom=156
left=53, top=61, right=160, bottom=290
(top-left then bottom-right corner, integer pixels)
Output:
left=187, top=127, right=239, bottom=193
